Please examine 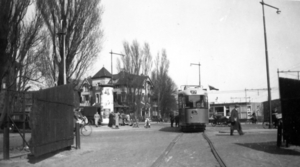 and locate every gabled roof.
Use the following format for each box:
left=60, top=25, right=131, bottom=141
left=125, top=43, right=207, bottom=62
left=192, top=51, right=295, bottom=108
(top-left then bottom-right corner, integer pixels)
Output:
left=113, top=71, right=153, bottom=88
left=92, top=67, right=111, bottom=79
left=78, top=77, right=92, bottom=90
left=81, top=77, right=92, bottom=86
